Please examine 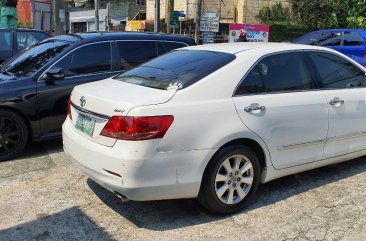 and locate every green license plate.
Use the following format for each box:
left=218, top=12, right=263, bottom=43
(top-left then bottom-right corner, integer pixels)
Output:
left=75, top=114, right=96, bottom=136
